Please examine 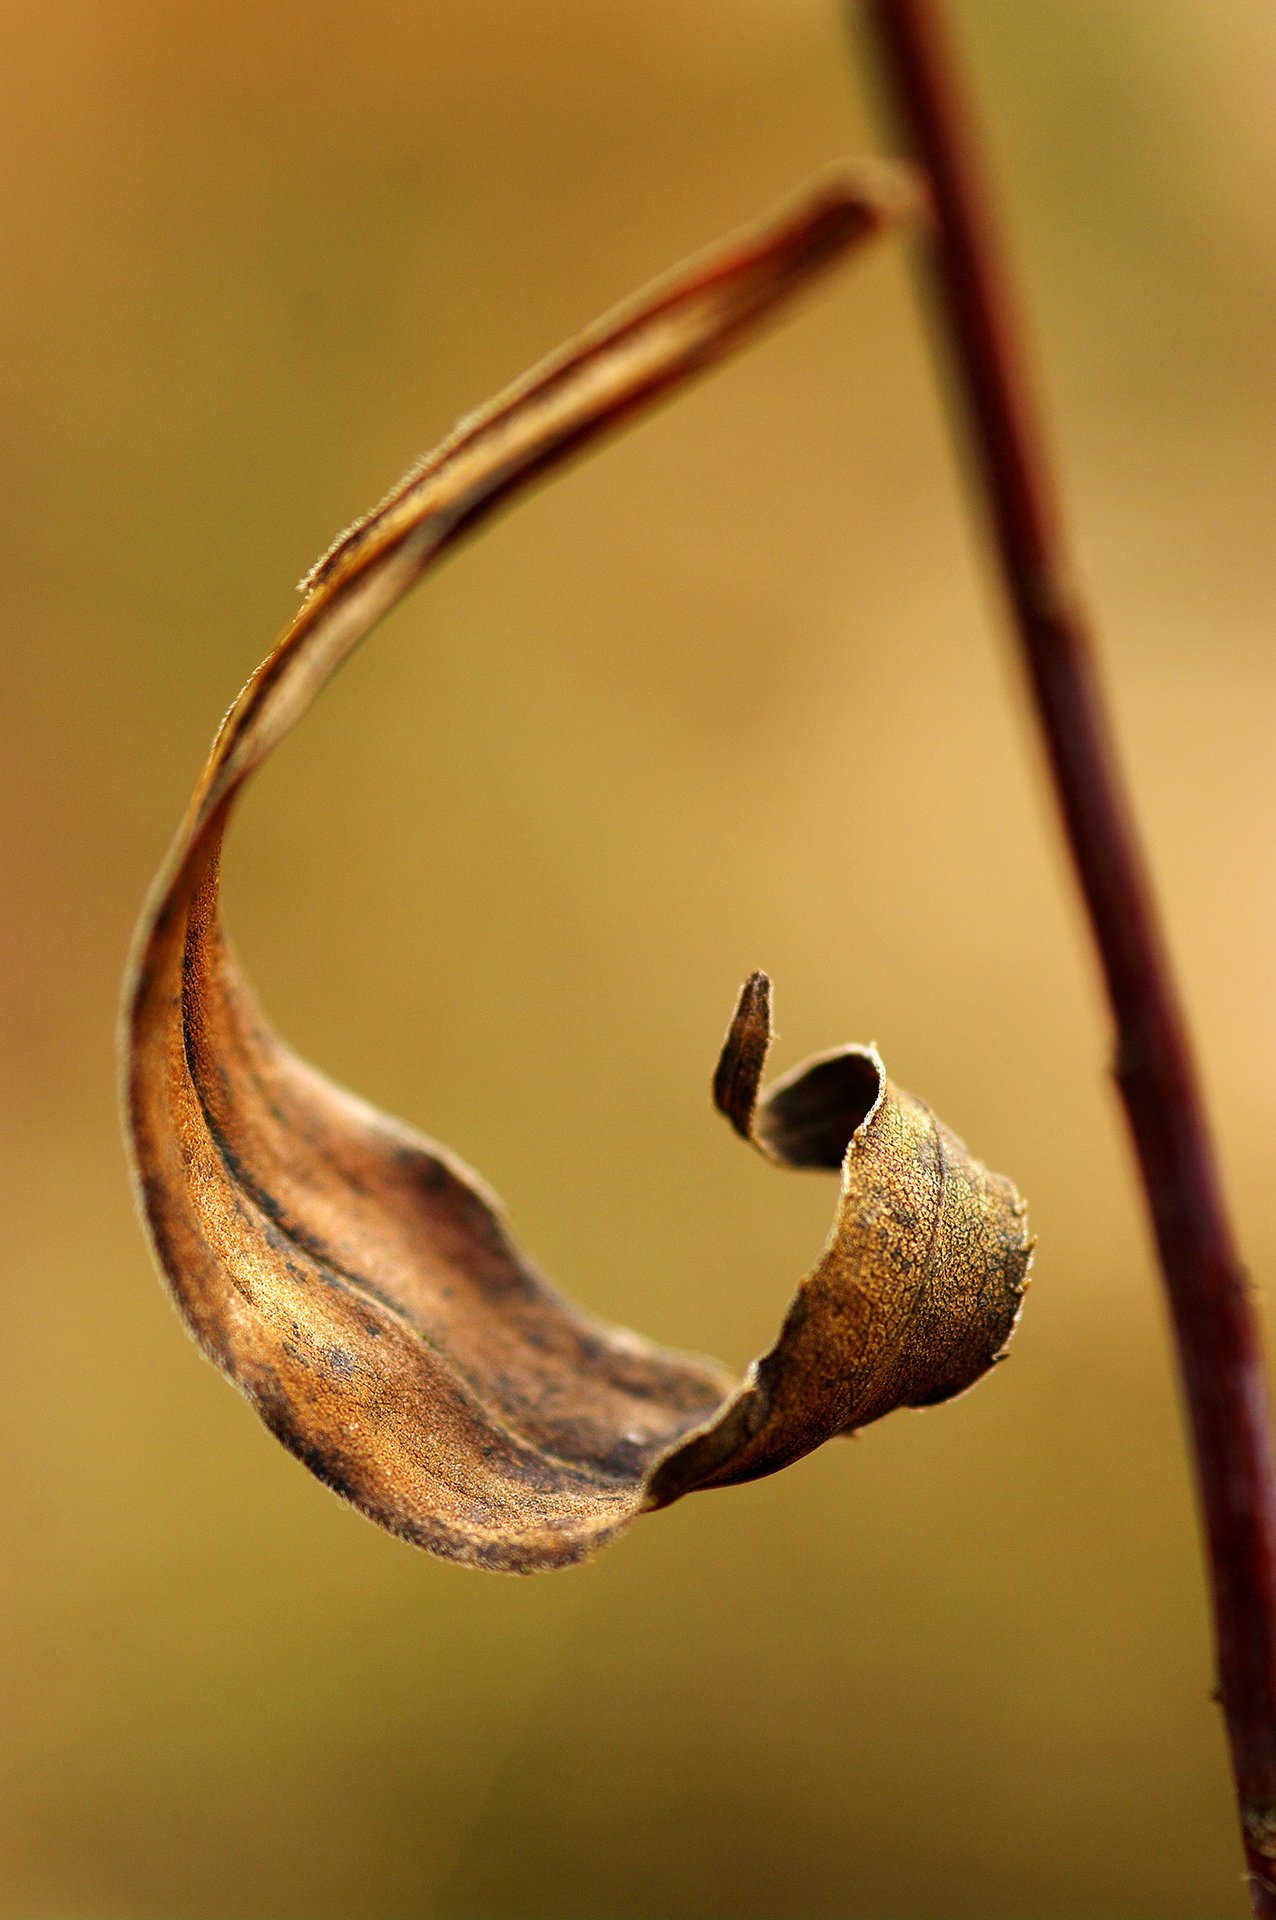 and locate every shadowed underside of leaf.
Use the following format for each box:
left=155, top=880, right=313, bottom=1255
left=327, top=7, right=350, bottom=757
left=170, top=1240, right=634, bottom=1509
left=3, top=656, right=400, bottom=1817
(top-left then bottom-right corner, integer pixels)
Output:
left=123, top=170, right=1030, bottom=1573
